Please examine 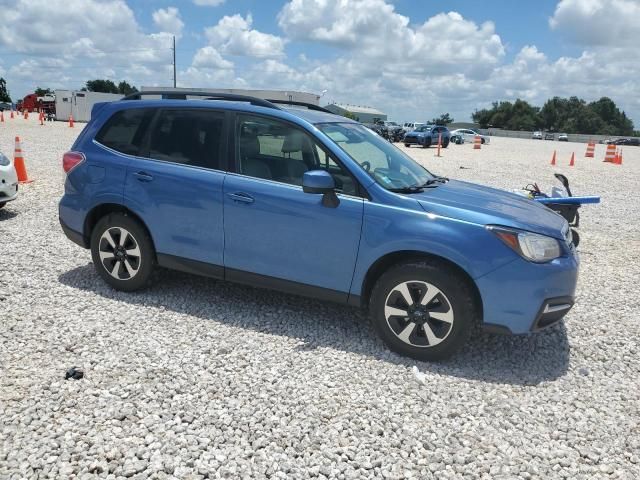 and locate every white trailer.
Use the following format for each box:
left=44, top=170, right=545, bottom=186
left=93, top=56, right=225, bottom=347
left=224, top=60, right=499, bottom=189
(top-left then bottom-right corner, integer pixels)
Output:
left=54, top=90, right=123, bottom=122
left=140, top=86, right=321, bottom=105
